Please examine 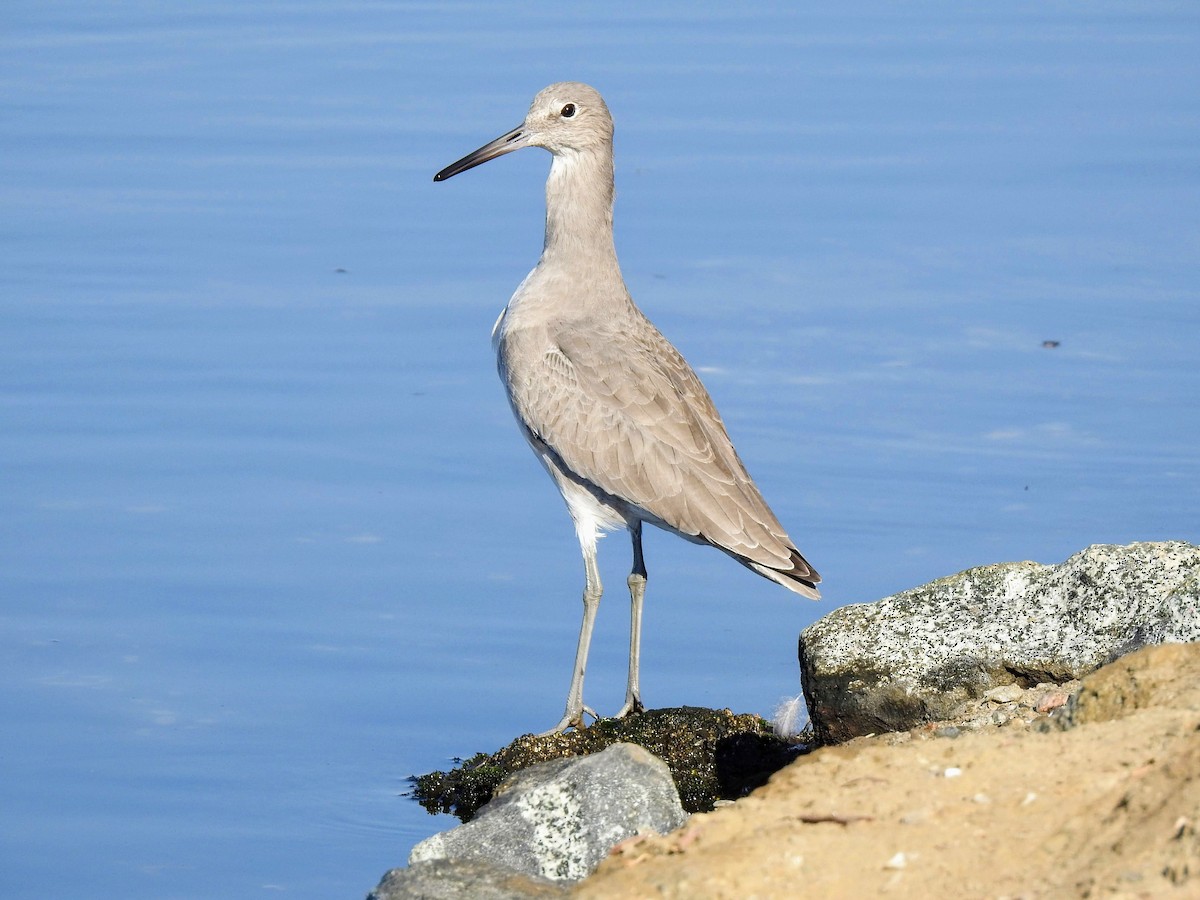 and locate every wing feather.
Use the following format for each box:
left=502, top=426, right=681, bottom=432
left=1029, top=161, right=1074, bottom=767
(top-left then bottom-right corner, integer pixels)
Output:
left=498, top=314, right=819, bottom=592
